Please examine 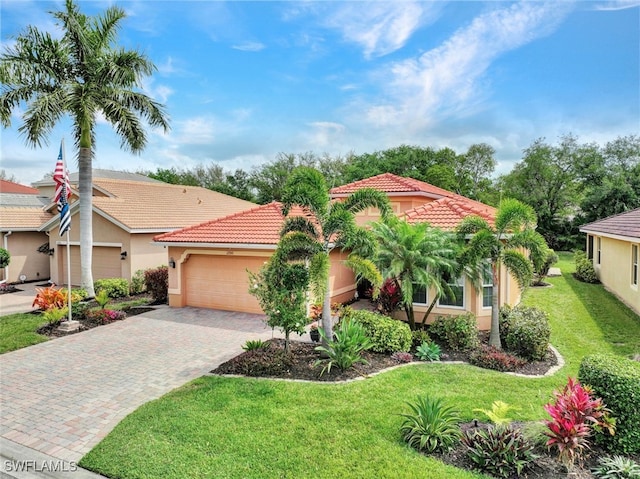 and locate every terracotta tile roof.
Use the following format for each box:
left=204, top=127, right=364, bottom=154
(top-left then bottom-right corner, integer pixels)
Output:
left=0, top=179, right=40, bottom=194
left=154, top=202, right=309, bottom=244
left=90, top=179, right=257, bottom=231
left=580, top=208, right=640, bottom=240
left=401, top=197, right=496, bottom=230
left=0, top=207, right=53, bottom=230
